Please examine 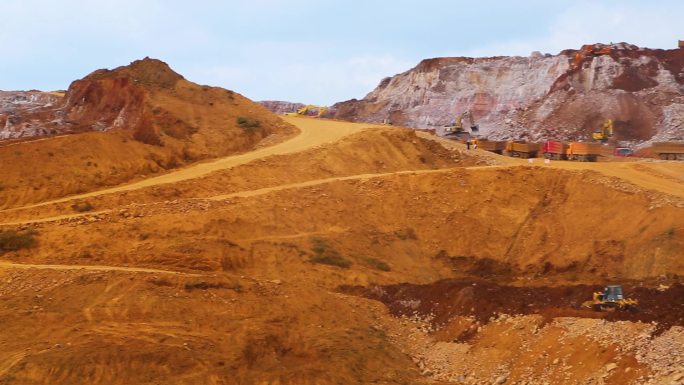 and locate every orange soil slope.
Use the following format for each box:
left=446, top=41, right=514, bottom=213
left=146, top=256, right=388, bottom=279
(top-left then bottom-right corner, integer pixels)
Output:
left=0, top=59, right=297, bottom=209
left=0, top=118, right=682, bottom=385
